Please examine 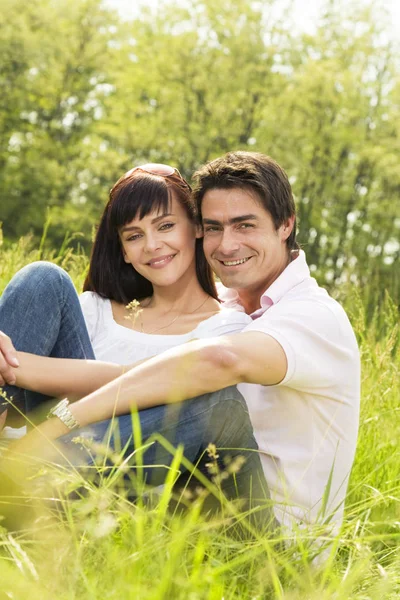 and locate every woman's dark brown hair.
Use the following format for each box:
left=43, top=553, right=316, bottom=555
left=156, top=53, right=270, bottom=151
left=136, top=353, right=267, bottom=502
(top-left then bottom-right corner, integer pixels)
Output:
left=84, top=170, right=218, bottom=304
